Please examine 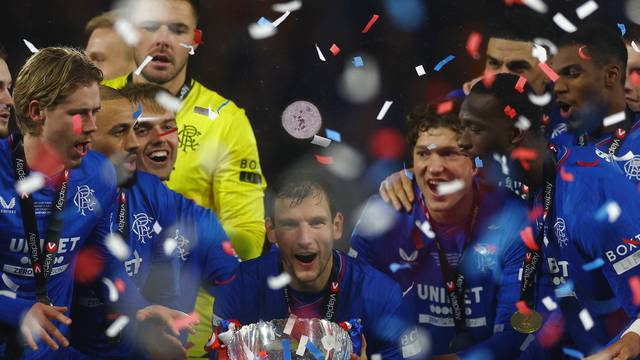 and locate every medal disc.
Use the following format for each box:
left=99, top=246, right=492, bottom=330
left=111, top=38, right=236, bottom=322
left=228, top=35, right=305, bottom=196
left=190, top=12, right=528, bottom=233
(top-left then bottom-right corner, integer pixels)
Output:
left=449, top=331, right=475, bottom=352
left=511, top=310, right=542, bottom=333
left=281, top=100, right=322, bottom=139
